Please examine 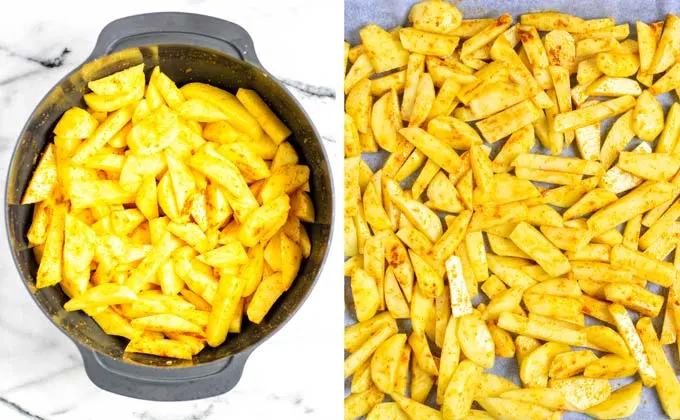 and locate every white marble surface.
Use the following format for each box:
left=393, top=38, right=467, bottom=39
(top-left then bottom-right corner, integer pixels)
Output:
left=0, top=0, right=343, bottom=419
